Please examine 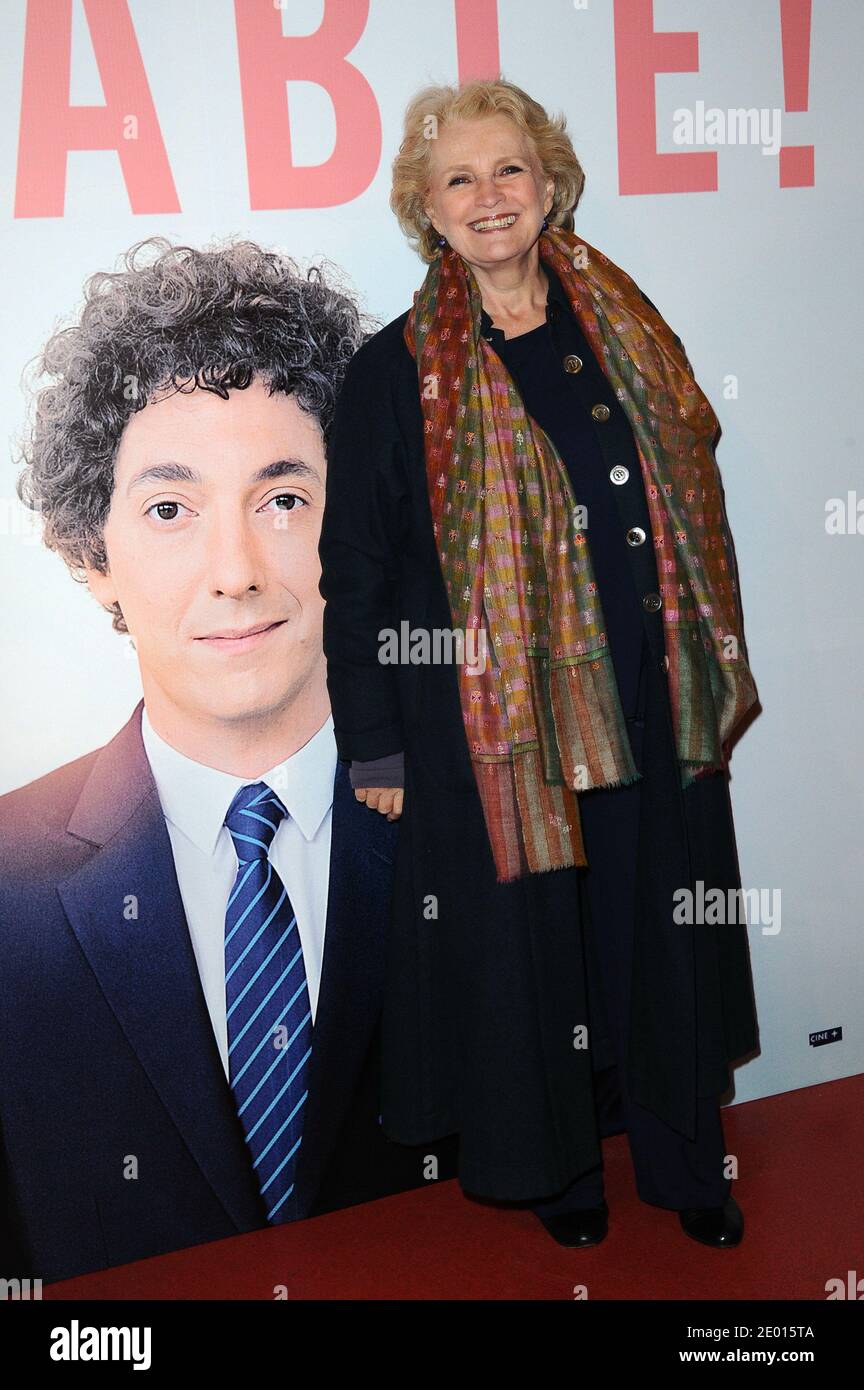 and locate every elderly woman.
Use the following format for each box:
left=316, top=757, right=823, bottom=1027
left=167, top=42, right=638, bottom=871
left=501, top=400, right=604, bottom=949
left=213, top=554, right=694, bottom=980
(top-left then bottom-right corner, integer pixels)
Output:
left=318, top=78, right=760, bottom=1248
